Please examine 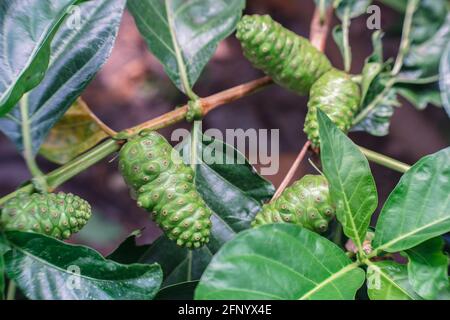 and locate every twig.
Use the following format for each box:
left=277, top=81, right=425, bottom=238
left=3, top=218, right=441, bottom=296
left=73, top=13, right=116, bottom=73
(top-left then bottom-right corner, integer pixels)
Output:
left=128, top=76, right=273, bottom=134
left=391, top=0, right=419, bottom=76
left=79, top=98, right=117, bottom=136
left=310, top=6, right=333, bottom=51
left=272, top=141, right=311, bottom=201
left=359, top=146, right=411, bottom=173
